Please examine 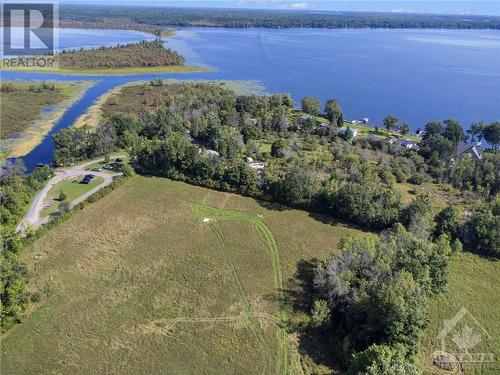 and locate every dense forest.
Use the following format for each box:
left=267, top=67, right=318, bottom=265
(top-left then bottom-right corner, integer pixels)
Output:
left=58, top=40, right=184, bottom=69
left=59, top=5, right=500, bottom=30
